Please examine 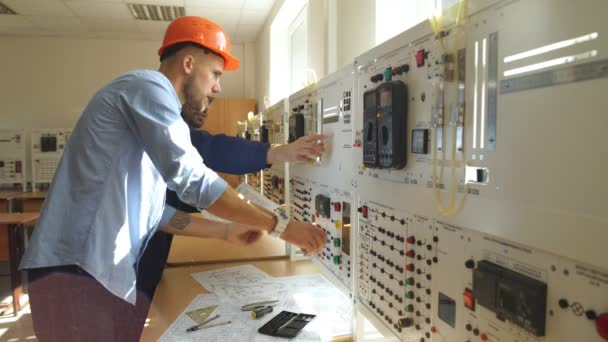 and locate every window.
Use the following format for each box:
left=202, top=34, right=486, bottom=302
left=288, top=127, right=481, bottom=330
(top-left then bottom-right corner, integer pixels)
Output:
left=270, top=0, right=308, bottom=104
left=289, top=7, right=308, bottom=94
